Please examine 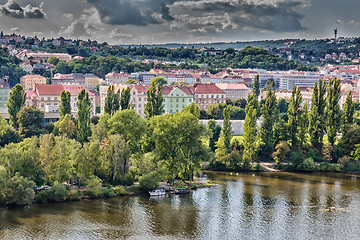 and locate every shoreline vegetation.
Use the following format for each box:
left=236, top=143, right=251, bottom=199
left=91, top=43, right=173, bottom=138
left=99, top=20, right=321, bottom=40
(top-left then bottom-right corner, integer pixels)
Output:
left=1, top=77, right=360, bottom=207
